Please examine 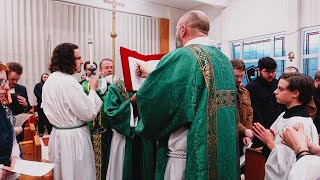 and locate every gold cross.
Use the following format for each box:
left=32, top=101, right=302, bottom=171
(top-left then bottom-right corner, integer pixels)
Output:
left=104, top=0, right=124, bottom=75
left=105, top=0, right=124, bottom=9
